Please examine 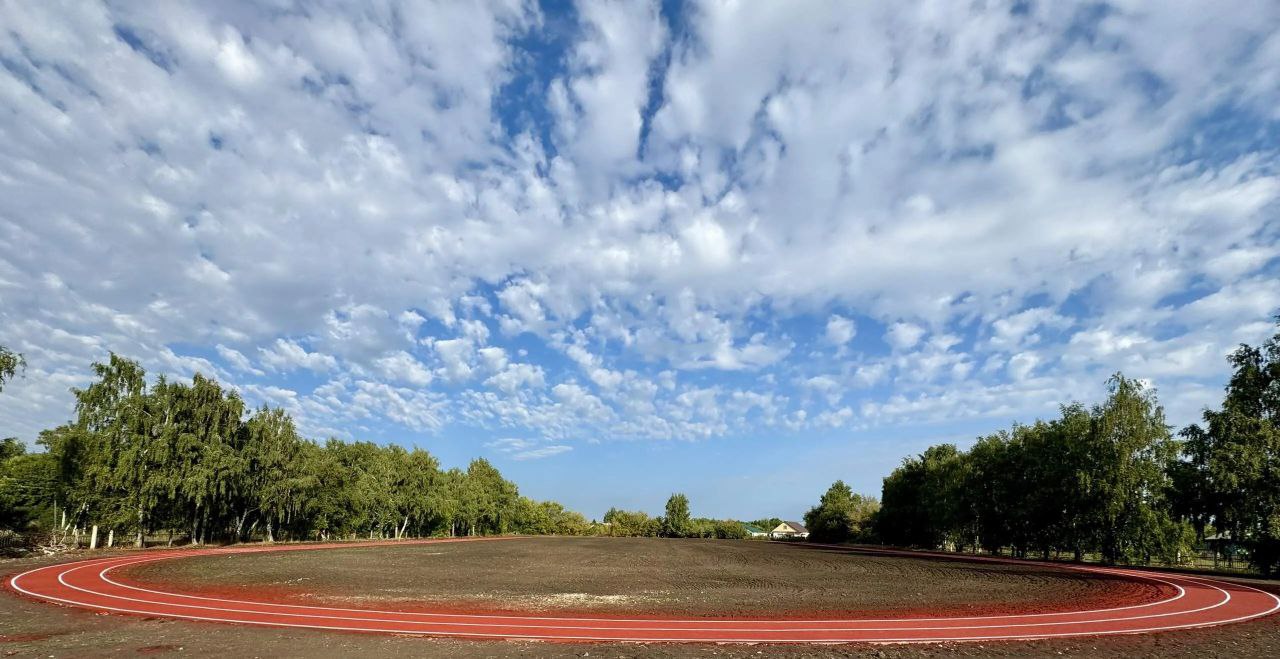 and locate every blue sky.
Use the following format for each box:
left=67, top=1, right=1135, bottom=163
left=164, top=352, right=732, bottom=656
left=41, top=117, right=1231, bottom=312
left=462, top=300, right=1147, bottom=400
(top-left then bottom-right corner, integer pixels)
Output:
left=1, top=1, right=1278, bottom=521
